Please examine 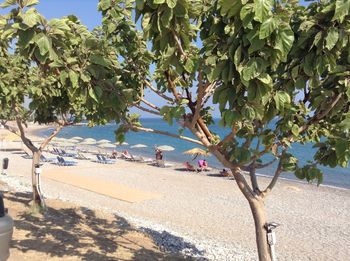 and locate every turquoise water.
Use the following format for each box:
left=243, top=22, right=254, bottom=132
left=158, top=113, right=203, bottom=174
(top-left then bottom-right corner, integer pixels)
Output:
left=40, top=118, right=350, bottom=189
